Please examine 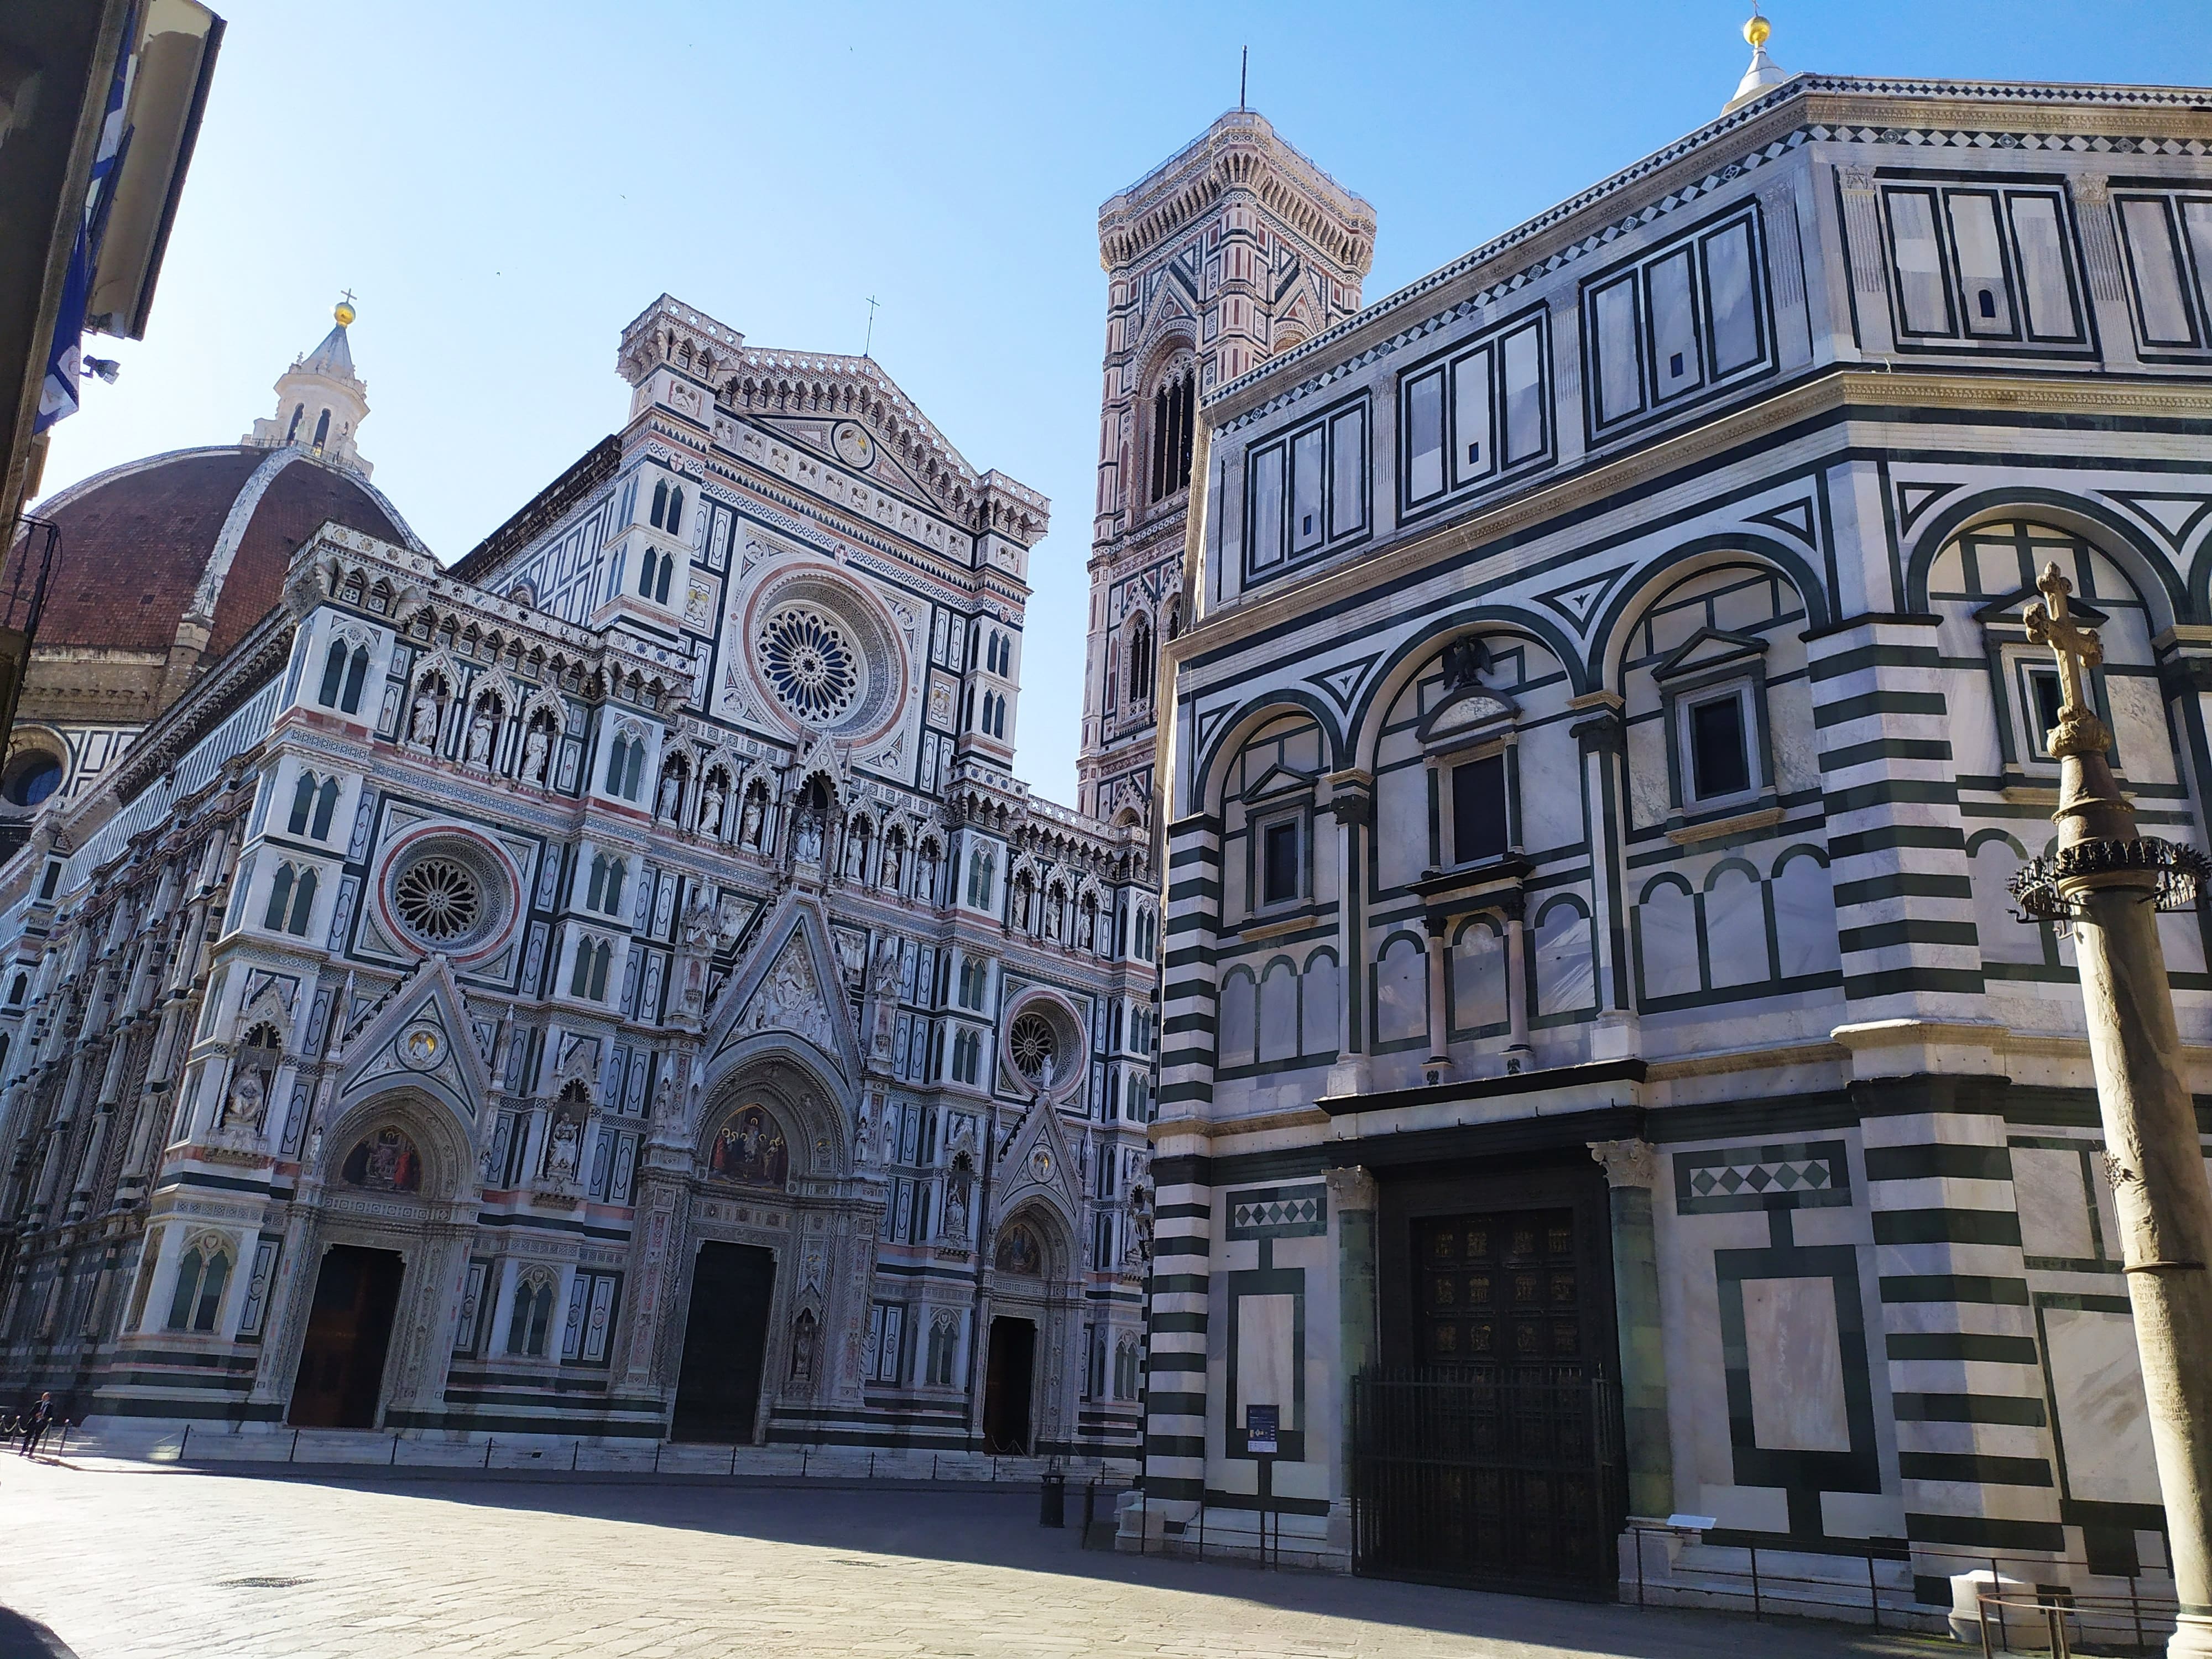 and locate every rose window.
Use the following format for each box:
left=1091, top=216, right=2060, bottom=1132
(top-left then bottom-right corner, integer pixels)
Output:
left=382, top=835, right=513, bottom=956
left=757, top=606, right=861, bottom=726
left=1009, top=1012, right=1058, bottom=1082
left=393, top=858, right=480, bottom=941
